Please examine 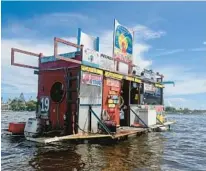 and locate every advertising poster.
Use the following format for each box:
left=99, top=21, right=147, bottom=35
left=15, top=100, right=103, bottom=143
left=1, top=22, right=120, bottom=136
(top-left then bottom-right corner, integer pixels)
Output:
left=113, top=19, right=134, bottom=63
left=82, top=72, right=102, bottom=86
